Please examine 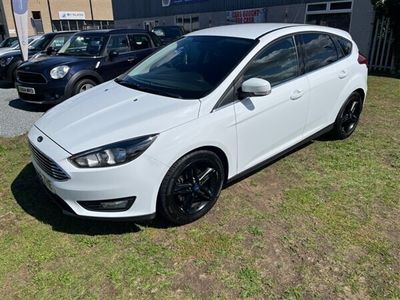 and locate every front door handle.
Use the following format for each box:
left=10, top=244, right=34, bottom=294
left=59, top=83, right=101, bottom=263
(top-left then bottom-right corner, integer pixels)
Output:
left=127, top=57, right=136, bottom=62
left=338, top=70, right=348, bottom=79
left=290, top=89, right=304, bottom=100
